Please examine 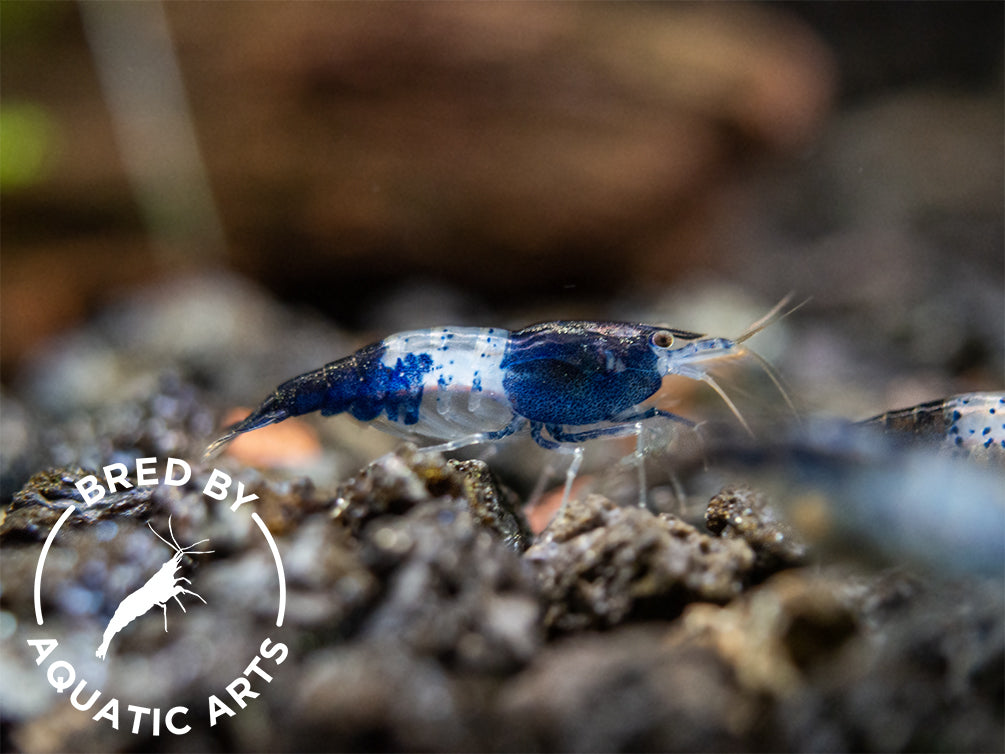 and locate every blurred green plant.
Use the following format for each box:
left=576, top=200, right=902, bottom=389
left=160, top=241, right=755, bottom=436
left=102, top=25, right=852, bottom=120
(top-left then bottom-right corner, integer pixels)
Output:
left=0, top=102, right=60, bottom=191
